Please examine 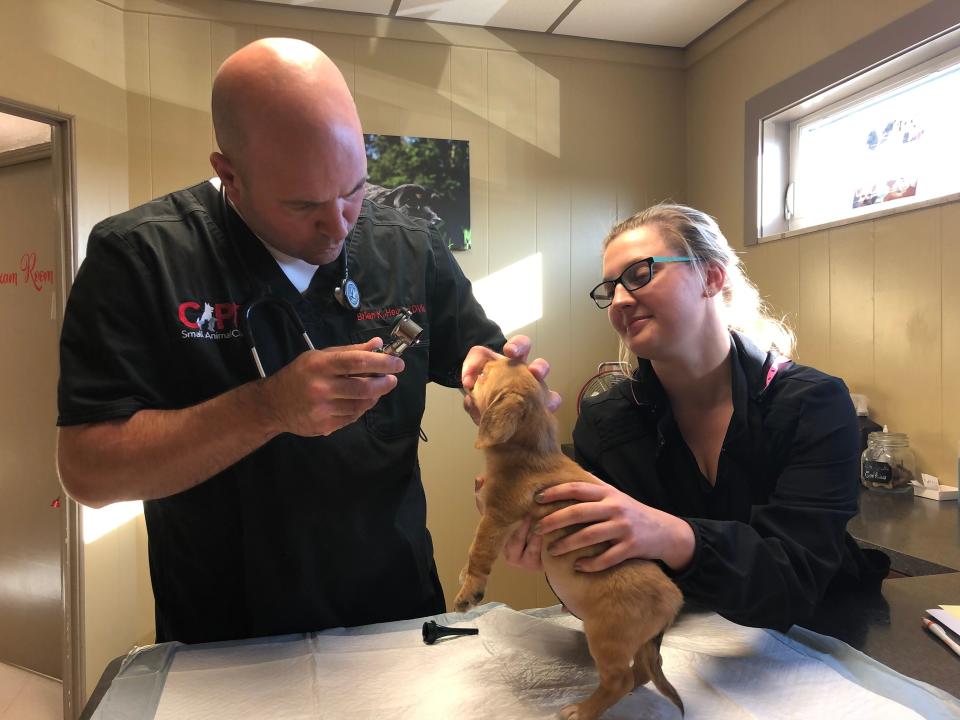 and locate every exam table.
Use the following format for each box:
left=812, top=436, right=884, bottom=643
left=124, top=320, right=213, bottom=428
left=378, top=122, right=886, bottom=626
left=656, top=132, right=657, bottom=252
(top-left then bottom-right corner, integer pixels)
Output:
left=81, top=573, right=960, bottom=720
